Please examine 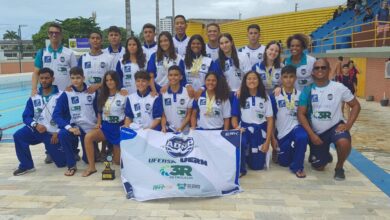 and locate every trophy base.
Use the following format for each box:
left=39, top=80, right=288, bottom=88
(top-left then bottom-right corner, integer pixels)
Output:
left=102, top=170, right=115, bottom=180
